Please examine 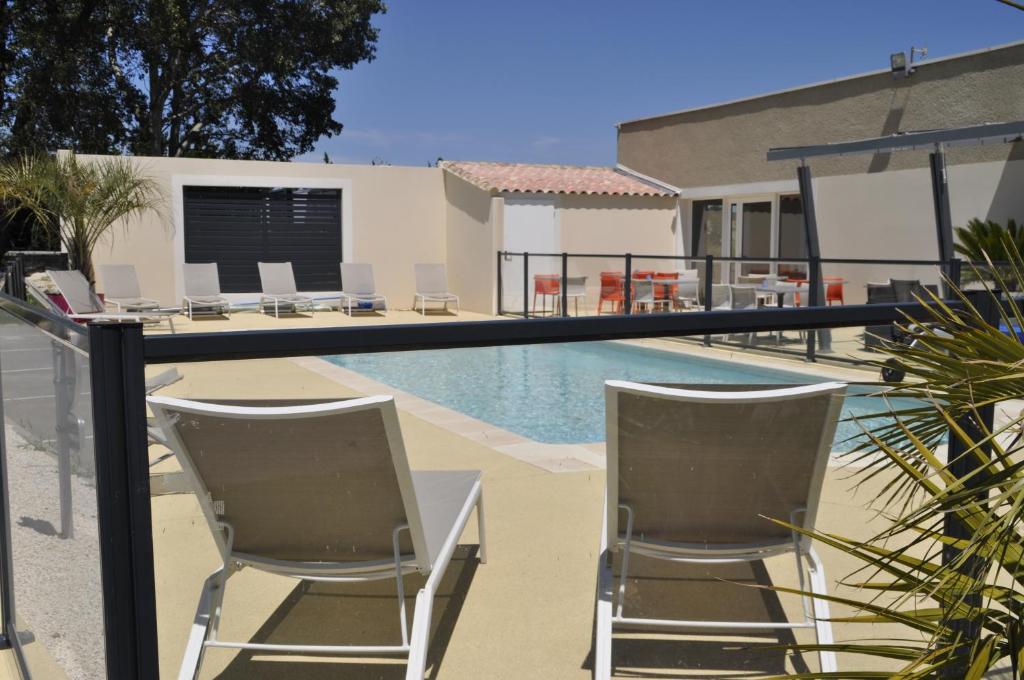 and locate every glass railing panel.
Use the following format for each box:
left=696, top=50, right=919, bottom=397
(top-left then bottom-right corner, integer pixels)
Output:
left=0, top=307, right=105, bottom=679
